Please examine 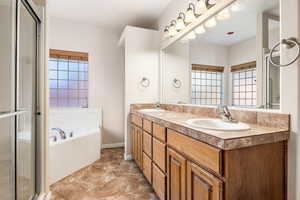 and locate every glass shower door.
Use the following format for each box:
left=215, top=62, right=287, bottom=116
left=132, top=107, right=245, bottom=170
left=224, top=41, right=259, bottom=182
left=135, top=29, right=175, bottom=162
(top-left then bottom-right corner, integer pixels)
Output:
left=16, top=1, right=38, bottom=199
left=0, top=0, right=16, bottom=199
